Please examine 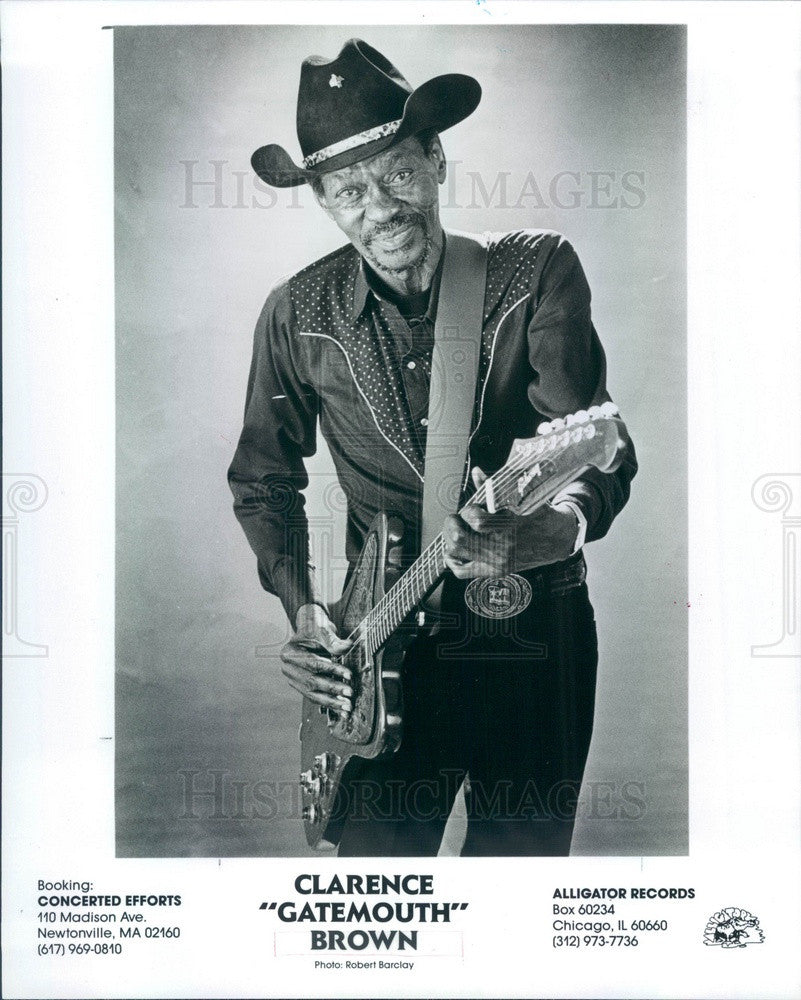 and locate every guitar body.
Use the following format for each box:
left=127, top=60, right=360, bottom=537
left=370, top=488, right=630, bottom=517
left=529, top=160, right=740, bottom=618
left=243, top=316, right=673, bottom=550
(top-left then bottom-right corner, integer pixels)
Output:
left=299, top=512, right=408, bottom=849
